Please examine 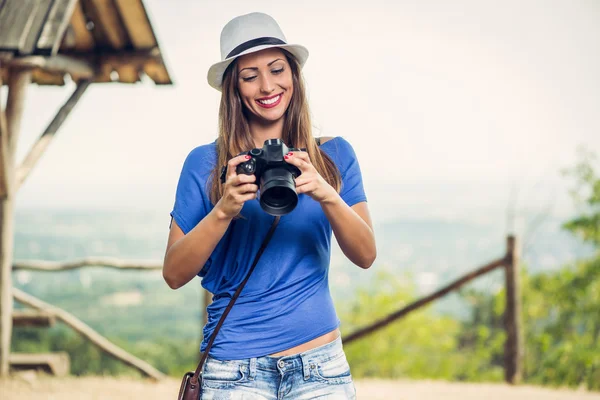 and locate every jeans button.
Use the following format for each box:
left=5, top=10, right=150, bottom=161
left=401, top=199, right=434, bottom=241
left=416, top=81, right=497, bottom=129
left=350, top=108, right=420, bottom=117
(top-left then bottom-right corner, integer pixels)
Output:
left=278, top=360, right=285, bottom=368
